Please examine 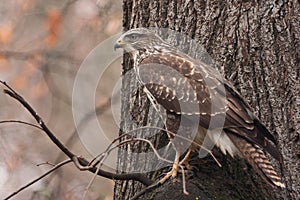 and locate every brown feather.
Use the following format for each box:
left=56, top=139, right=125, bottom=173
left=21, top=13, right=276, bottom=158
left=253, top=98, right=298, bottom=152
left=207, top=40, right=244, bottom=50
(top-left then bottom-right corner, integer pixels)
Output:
left=118, top=28, right=284, bottom=187
left=138, top=52, right=283, bottom=162
left=226, top=132, right=285, bottom=188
